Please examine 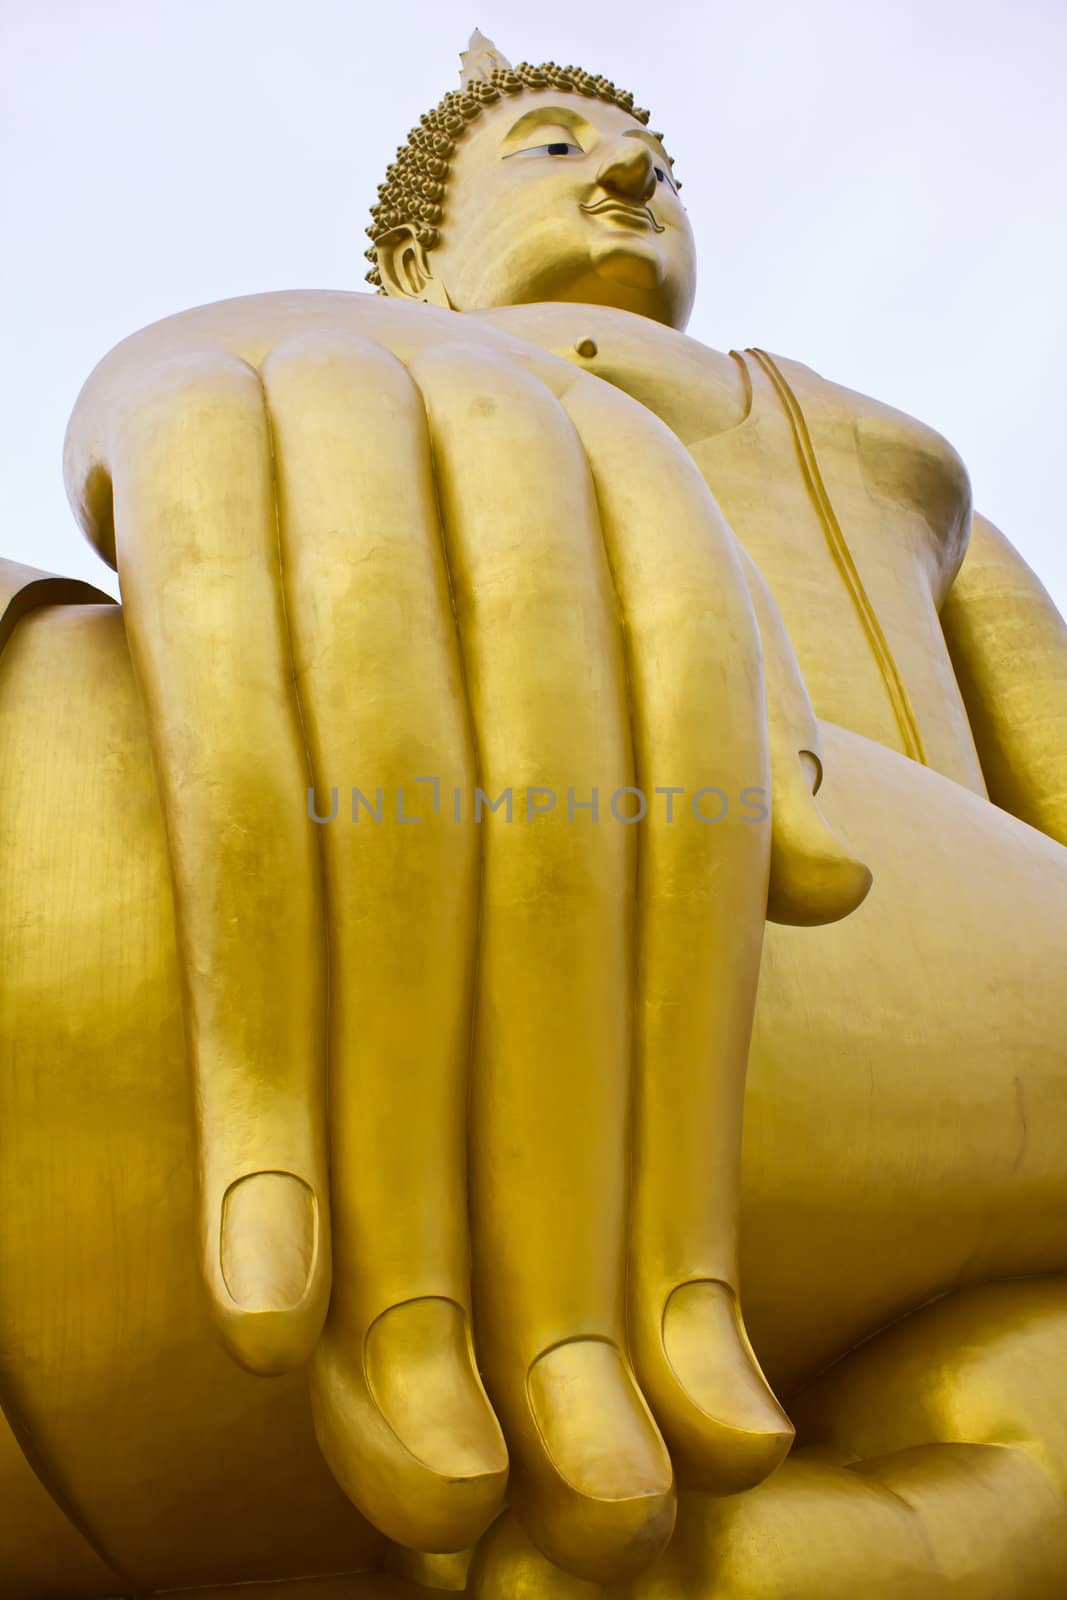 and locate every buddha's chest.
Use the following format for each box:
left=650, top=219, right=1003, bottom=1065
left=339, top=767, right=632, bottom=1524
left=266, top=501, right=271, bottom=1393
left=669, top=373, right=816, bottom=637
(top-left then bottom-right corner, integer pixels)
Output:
left=478, top=304, right=983, bottom=788
left=688, top=367, right=982, bottom=790
left=686, top=379, right=976, bottom=785
left=480, top=302, right=968, bottom=598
